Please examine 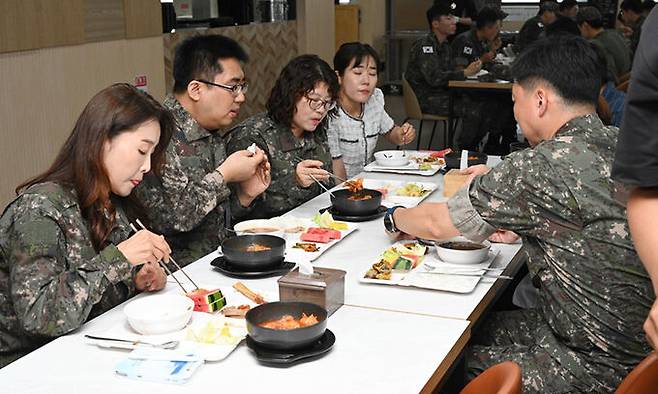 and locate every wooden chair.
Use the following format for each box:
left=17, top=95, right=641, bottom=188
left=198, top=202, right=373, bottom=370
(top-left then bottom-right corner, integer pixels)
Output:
left=460, top=361, right=522, bottom=394
left=401, top=74, right=450, bottom=150
left=616, top=352, right=658, bottom=394
left=617, top=79, right=630, bottom=93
